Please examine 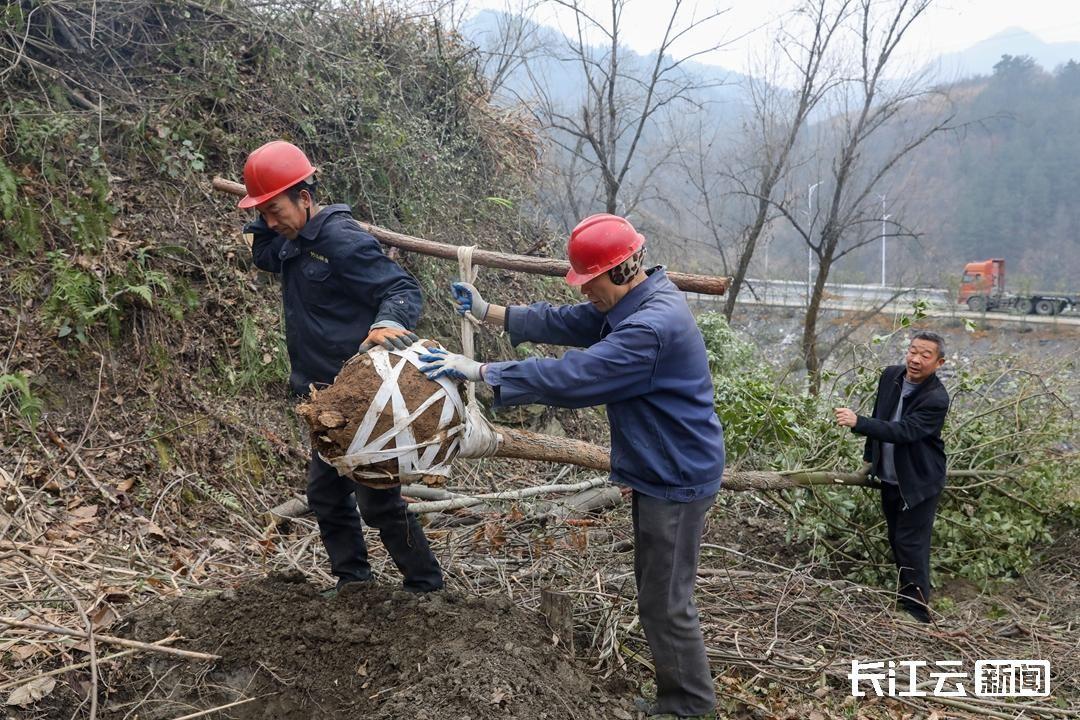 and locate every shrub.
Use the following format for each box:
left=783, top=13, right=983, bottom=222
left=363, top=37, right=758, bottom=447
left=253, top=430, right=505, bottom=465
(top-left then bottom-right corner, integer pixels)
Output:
left=699, top=314, right=1079, bottom=586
